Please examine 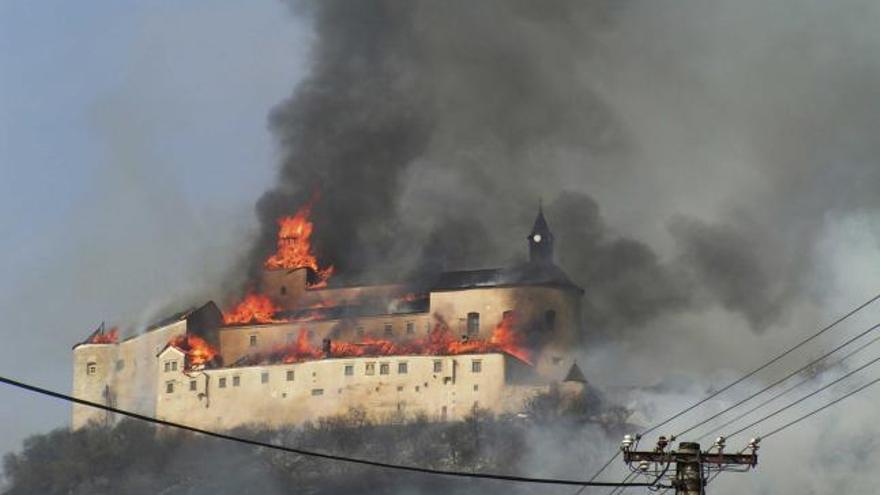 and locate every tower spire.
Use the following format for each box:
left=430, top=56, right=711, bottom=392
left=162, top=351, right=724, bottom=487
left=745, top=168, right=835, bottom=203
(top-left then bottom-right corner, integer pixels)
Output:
left=528, top=203, right=554, bottom=264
